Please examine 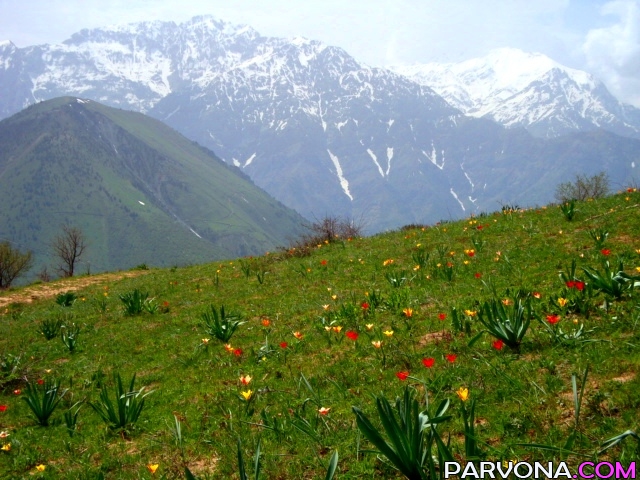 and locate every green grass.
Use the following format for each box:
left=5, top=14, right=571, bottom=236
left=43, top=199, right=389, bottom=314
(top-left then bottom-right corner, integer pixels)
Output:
left=0, top=191, right=639, bottom=478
